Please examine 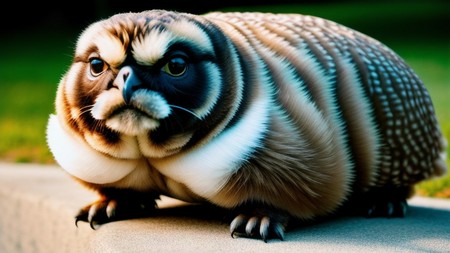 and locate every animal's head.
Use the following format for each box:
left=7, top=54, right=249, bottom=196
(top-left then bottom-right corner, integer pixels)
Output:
left=54, top=10, right=242, bottom=158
